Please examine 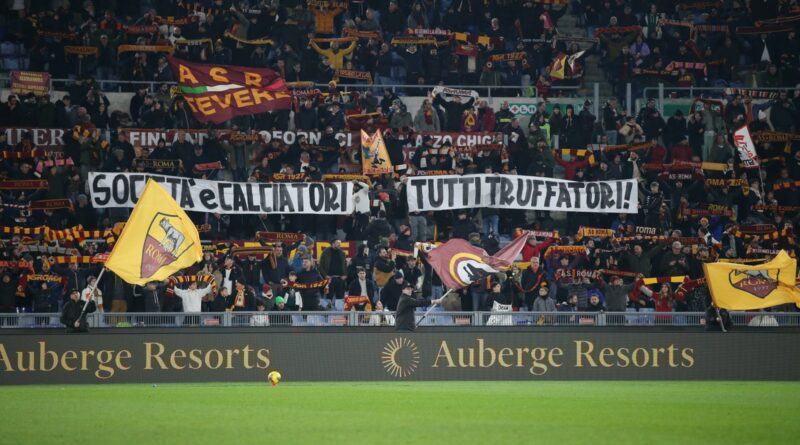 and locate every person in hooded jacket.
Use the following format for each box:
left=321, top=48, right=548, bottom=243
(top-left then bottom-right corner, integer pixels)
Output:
left=61, top=288, right=96, bottom=333
left=394, top=280, right=442, bottom=332
left=377, top=272, right=403, bottom=311
left=0, top=272, right=17, bottom=319
left=142, top=281, right=165, bottom=313
left=519, top=257, right=547, bottom=310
